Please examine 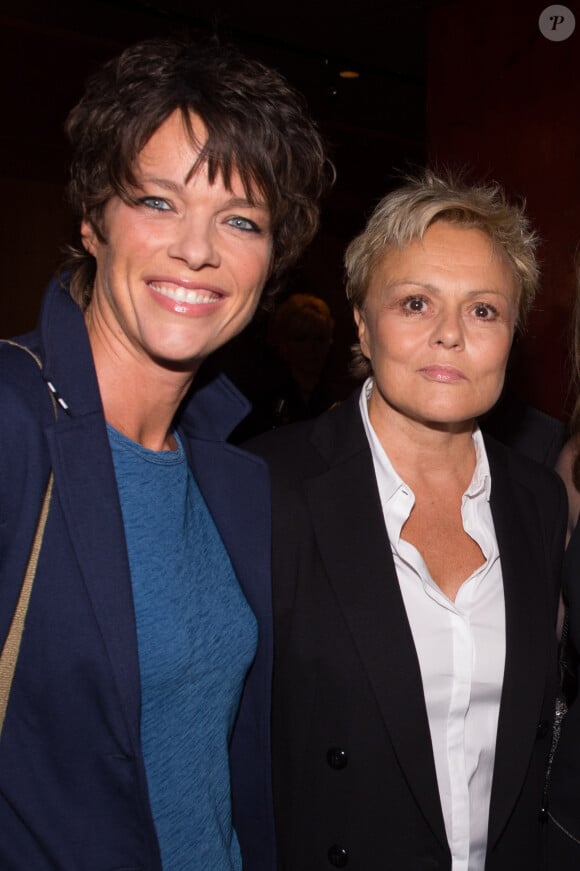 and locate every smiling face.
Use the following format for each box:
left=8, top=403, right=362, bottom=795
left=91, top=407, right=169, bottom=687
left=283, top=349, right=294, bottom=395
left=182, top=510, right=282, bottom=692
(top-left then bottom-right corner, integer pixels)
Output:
left=82, top=109, right=273, bottom=378
left=354, top=221, right=519, bottom=434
